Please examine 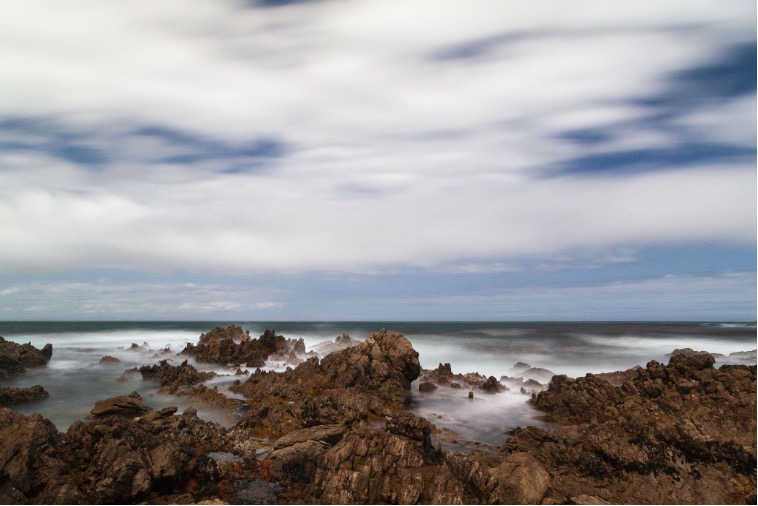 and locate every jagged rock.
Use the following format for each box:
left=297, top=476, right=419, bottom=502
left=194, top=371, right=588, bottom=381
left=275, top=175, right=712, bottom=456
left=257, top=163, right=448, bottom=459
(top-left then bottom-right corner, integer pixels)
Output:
left=0, top=398, right=255, bottom=504
left=436, top=362, right=453, bottom=376
left=510, top=353, right=757, bottom=504
left=181, top=326, right=286, bottom=367
left=0, top=385, right=49, bottom=405
left=307, top=427, right=463, bottom=504
left=99, top=355, right=121, bottom=365
left=0, top=336, right=53, bottom=379
left=133, top=359, right=216, bottom=392
left=230, top=330, right=421, bottom=436
left=310, top=333, right=358, bottom=357
left=480, top=376, right=507, bottom=393
left=90, top=391, right=151, bottom=418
